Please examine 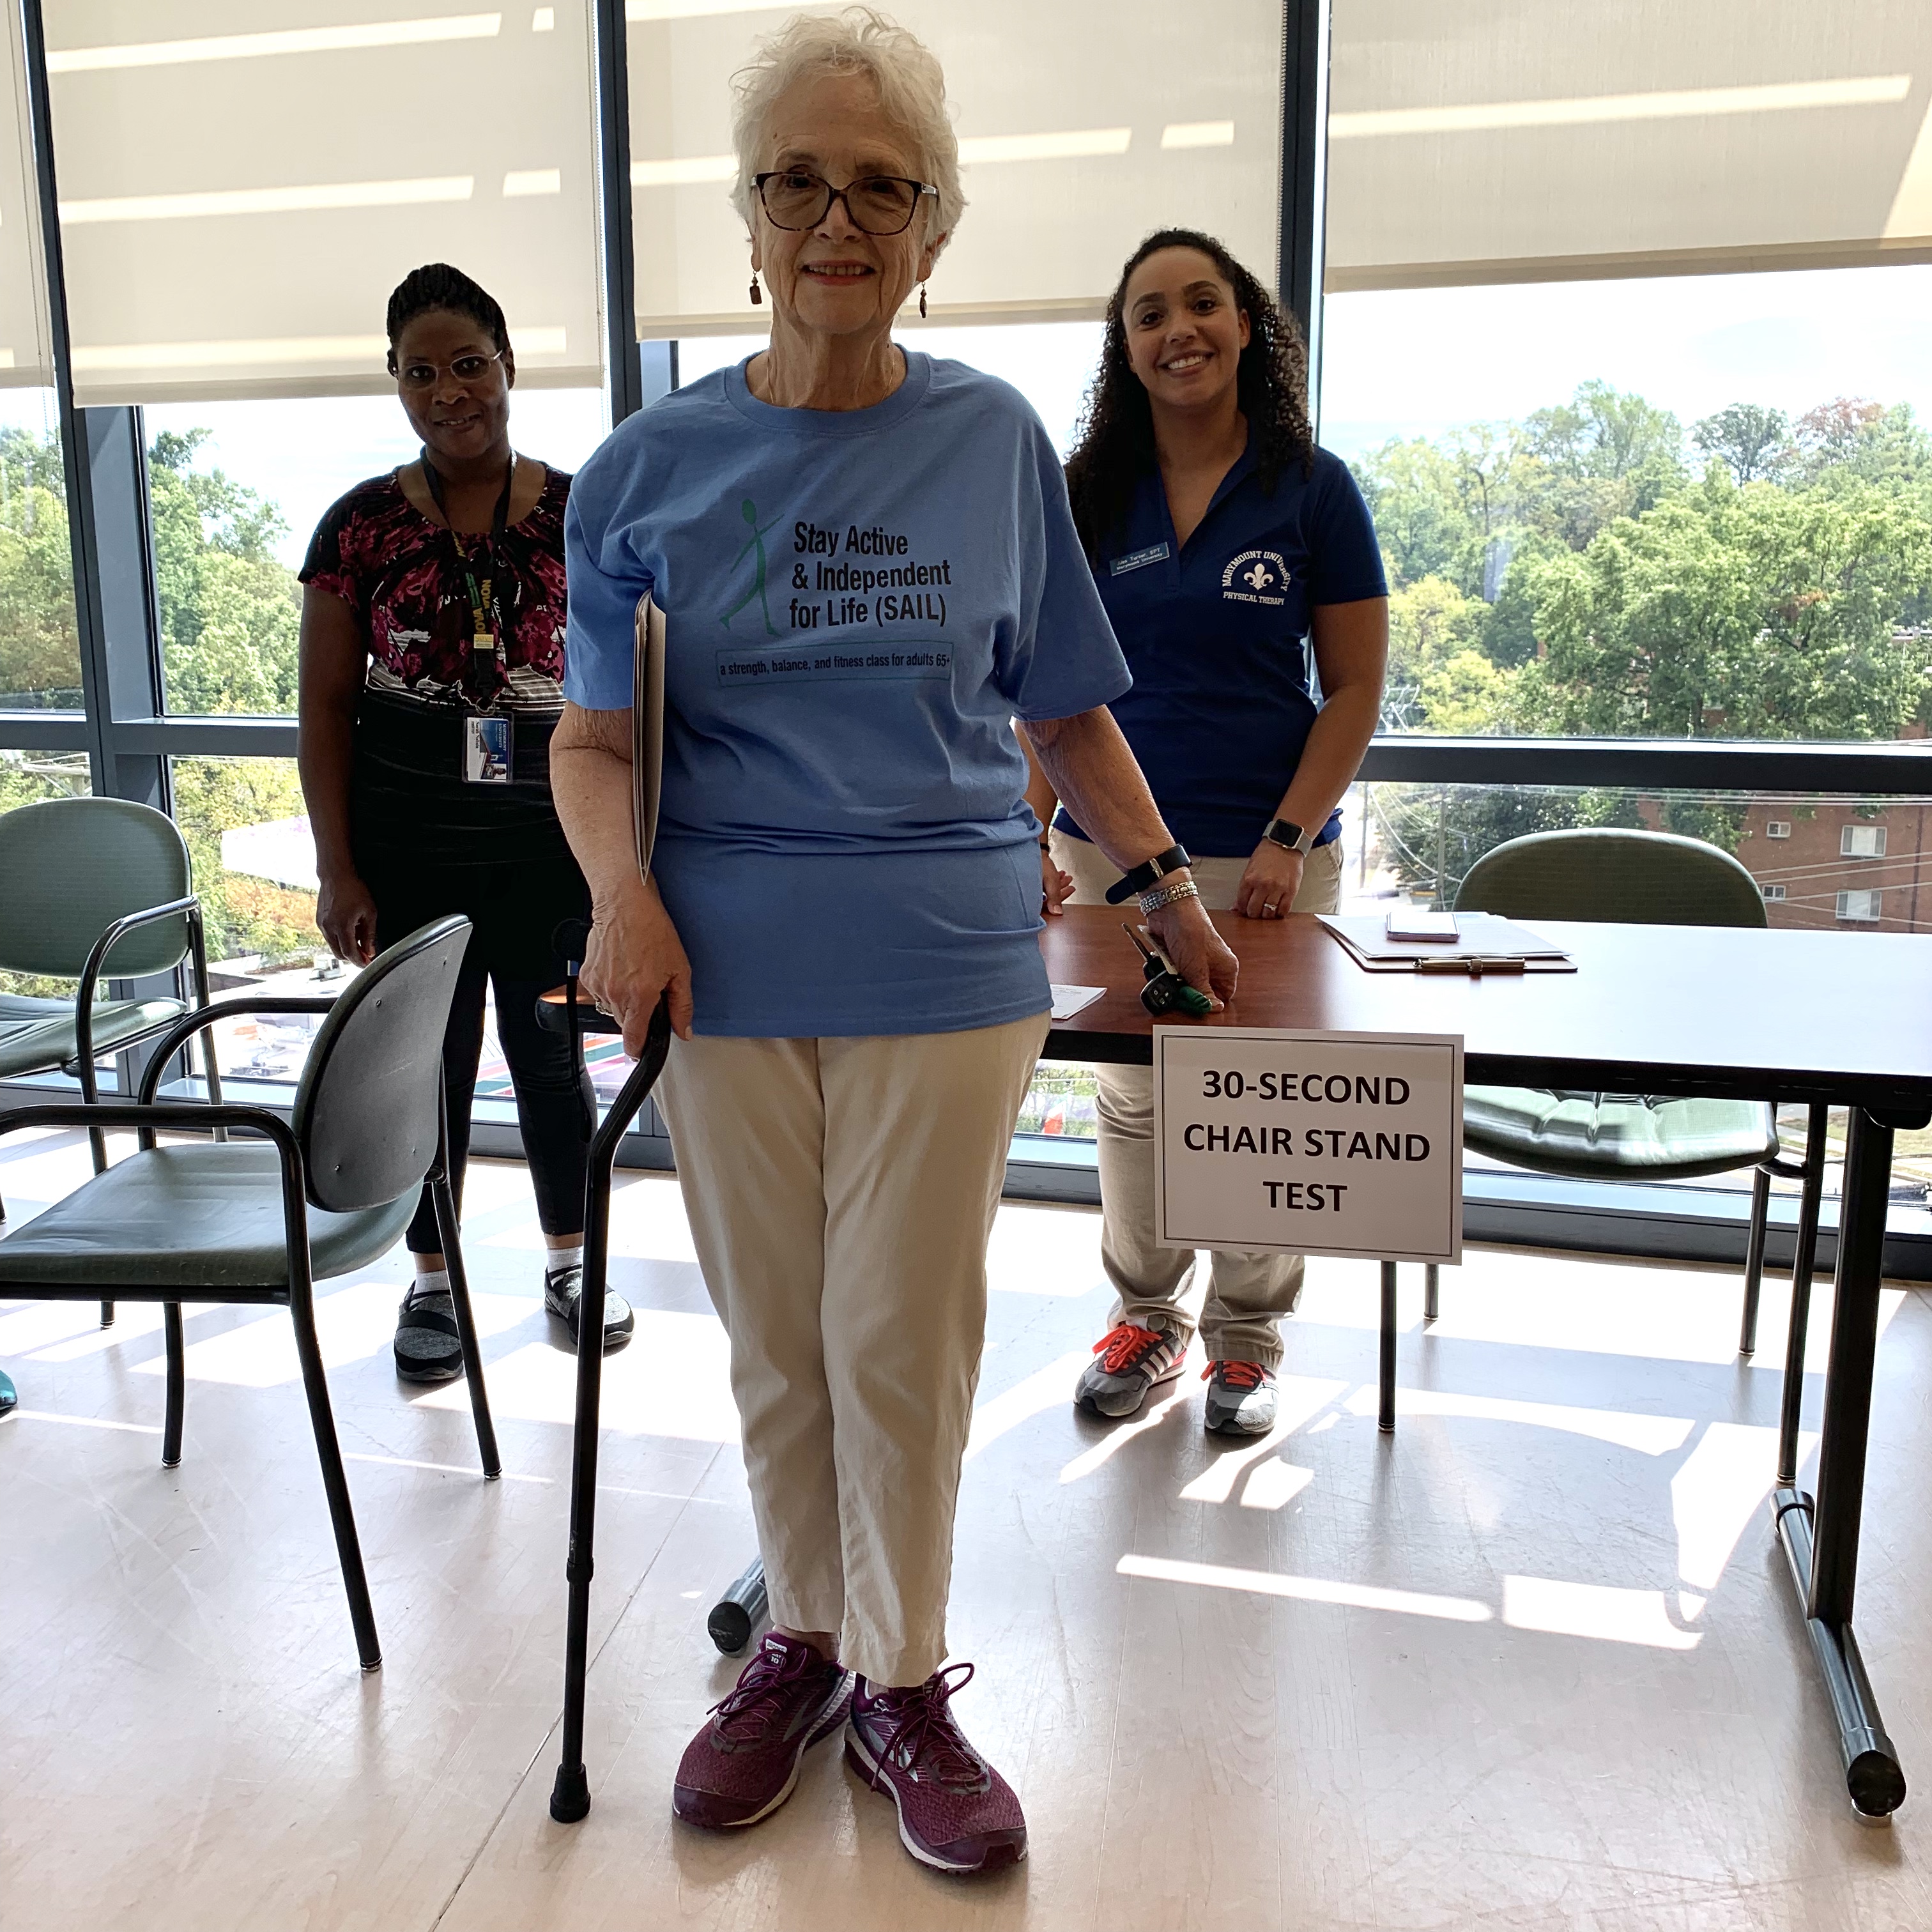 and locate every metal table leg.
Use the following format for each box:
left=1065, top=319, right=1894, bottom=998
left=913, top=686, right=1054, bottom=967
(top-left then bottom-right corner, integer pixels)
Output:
left=549, top=1000, right=671, bottom=1826
left=1770, top=1103, right=1923, bottom=1819
left=1378, top=1261, right=1397, bottom=1432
